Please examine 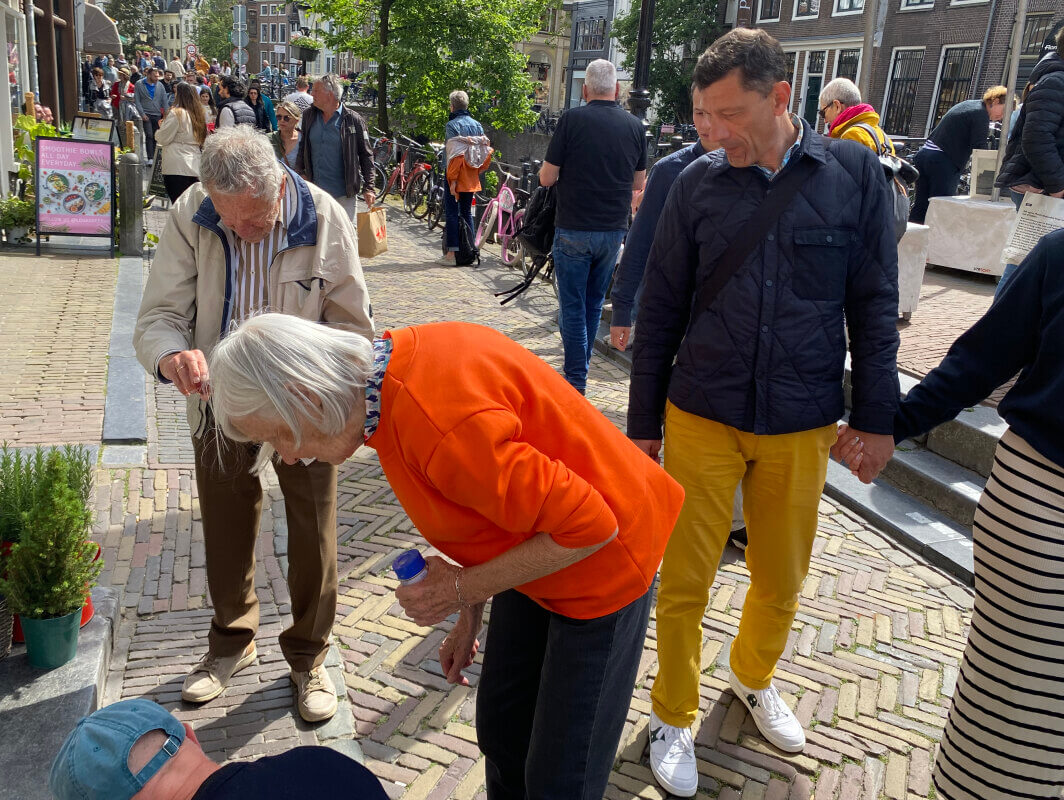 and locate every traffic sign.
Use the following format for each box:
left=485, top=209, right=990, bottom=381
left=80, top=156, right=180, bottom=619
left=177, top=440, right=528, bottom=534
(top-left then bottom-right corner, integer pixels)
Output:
left=228, top=29, right=249, bottom=47
left=232, top=3, right=246, bottom=25
left=231, top=47, right=249, bottom=66
left=185, top=43, right=197, bottom=58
